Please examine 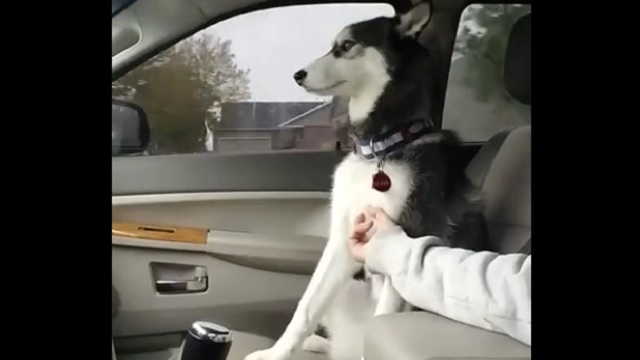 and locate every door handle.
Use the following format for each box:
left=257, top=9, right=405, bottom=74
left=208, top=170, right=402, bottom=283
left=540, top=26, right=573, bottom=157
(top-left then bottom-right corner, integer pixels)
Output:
left=155, top=268, right=208, bottom=294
